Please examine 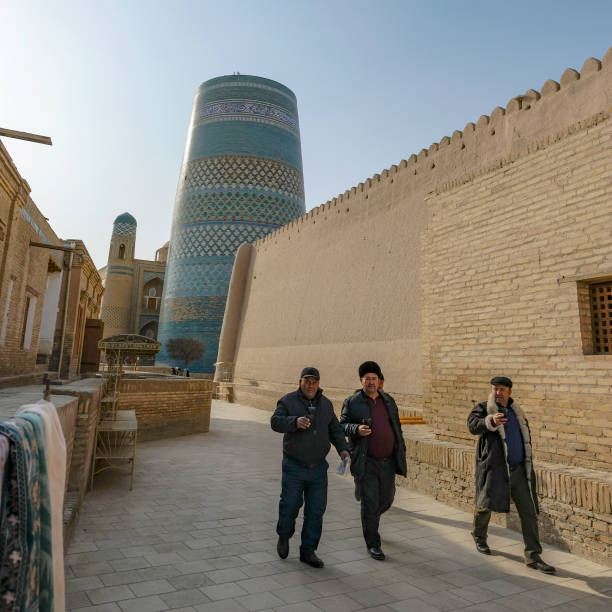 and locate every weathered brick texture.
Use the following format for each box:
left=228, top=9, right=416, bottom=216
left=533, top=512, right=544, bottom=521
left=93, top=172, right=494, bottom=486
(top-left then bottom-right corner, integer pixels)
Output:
left=225, top=49, right=612, bottom=565
left=423, top=113, right=612, bottom=471
left=117, top=378, right=212, bottom=441
left=399, top=429, right=612, bottom=566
